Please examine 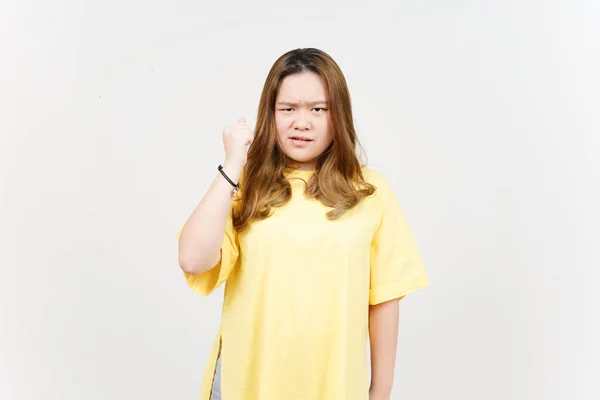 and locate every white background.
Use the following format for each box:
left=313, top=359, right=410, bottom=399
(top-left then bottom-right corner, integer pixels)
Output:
left=1, top=1, right=598, bottom=399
